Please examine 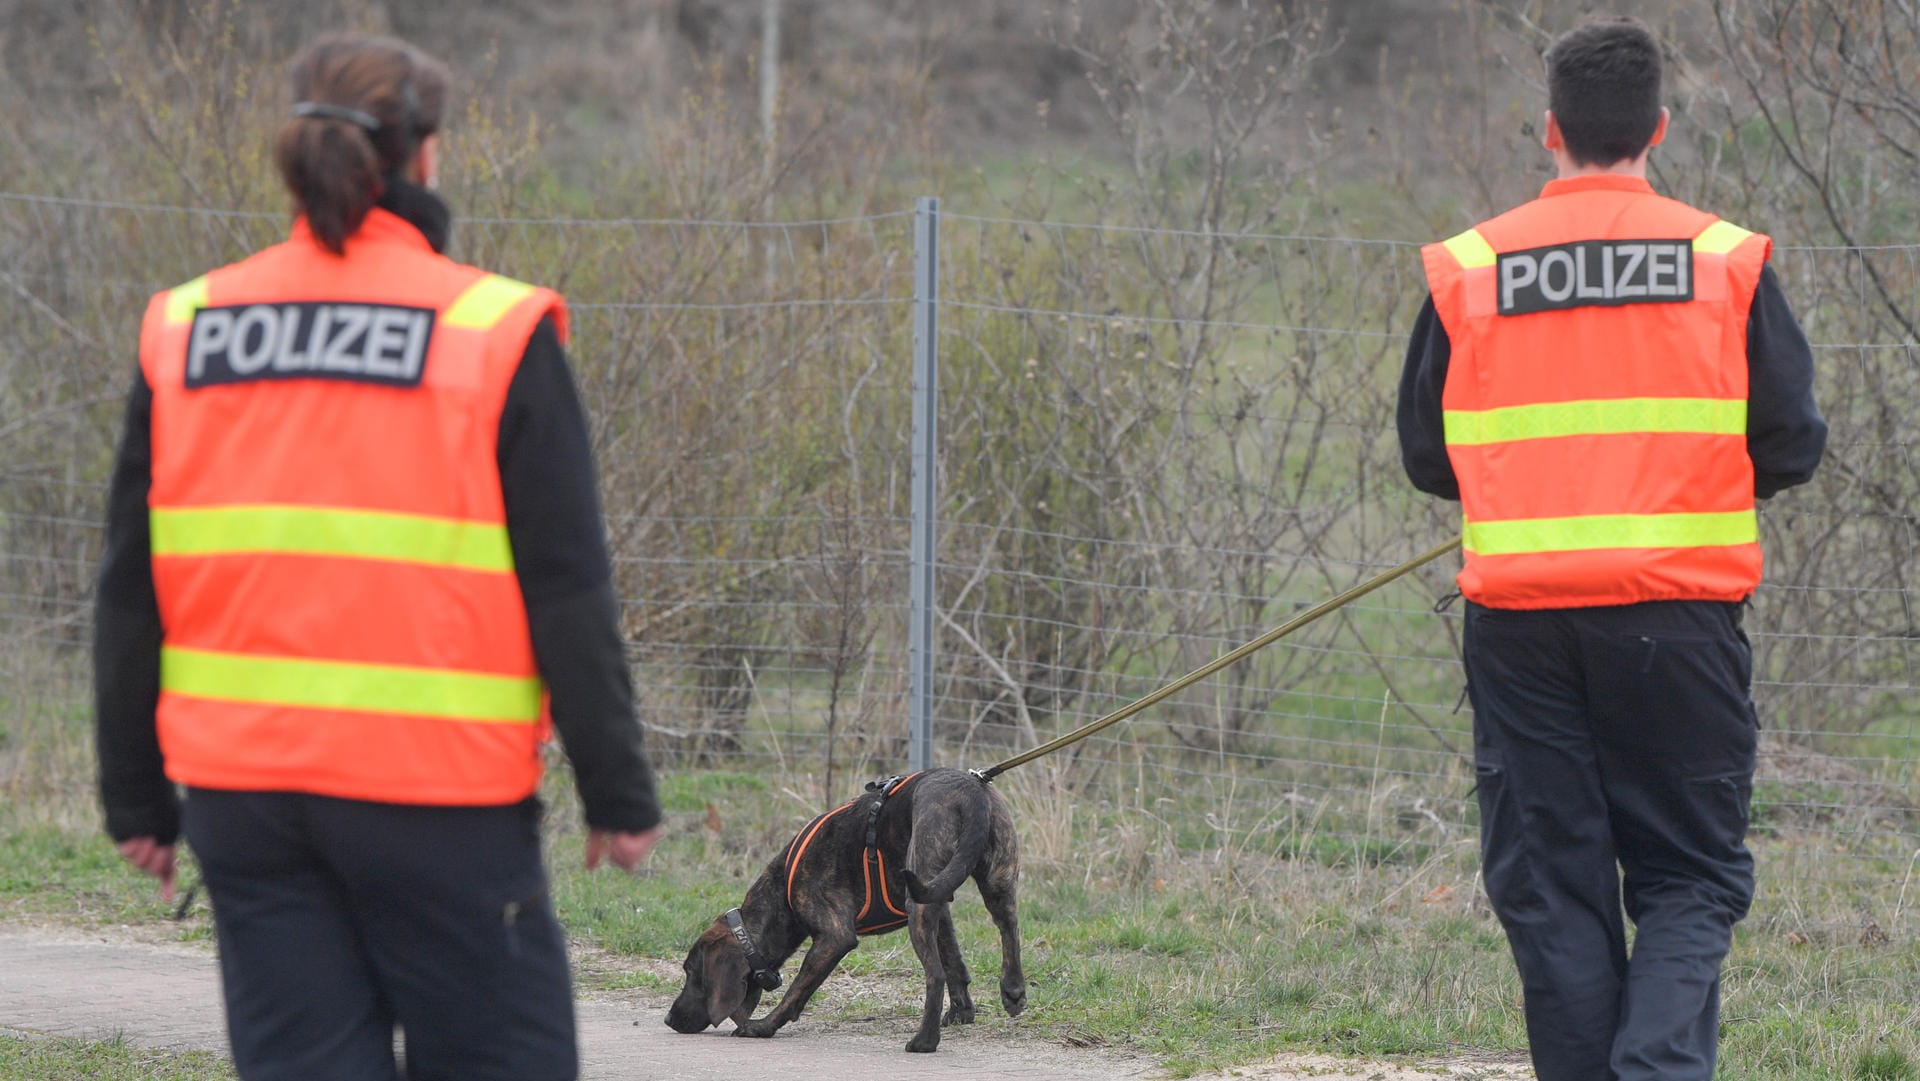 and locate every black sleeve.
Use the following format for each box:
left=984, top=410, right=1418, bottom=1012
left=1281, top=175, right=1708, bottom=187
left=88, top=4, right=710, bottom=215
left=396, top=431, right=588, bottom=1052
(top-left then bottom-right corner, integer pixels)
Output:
left=1396, top=295, right=1461, bottom=501
left=1745, top=265, right=1827, bottom=498
left=93, top=371, right=178, bottom=845
left=499, top=318, right=661, bottom=833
